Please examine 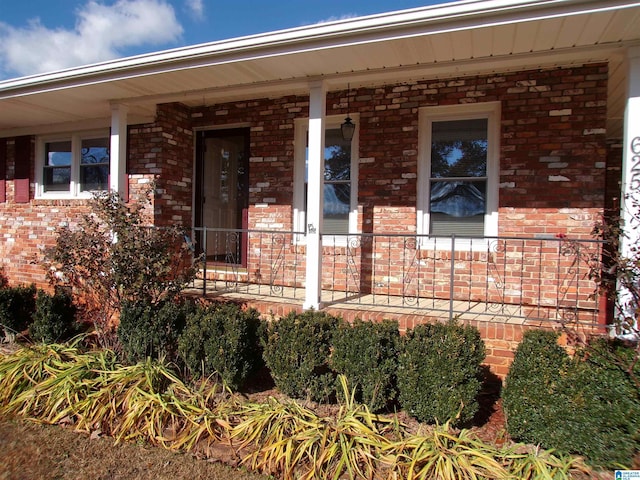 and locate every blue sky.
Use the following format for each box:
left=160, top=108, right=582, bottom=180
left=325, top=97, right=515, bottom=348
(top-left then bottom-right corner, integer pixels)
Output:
left=0, top=0, right=446, bottom=80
